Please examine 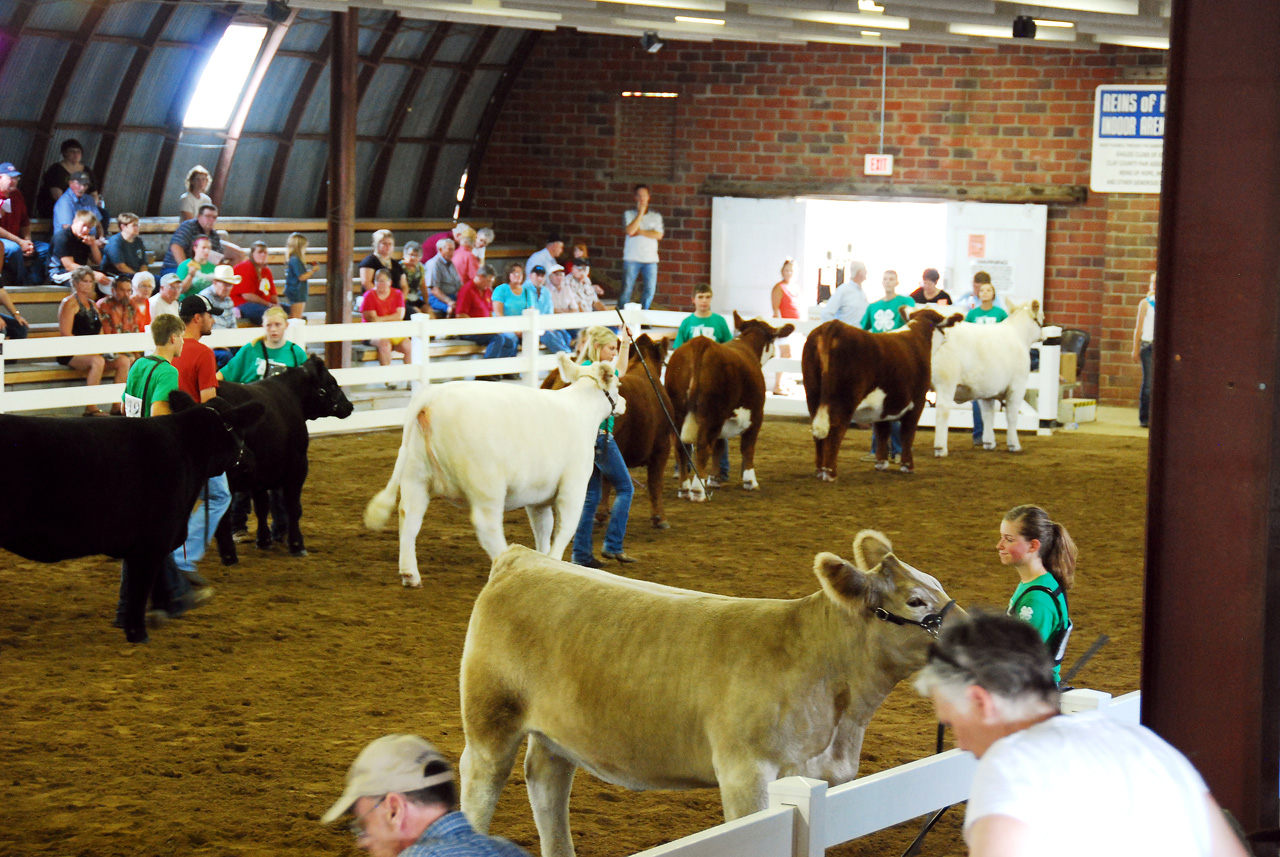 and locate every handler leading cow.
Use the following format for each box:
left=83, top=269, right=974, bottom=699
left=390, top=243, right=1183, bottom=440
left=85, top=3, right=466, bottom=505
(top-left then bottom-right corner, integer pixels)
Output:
left=364, top=352, right=624, bottom=588
left=458, top=531, right=960, bottom=857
